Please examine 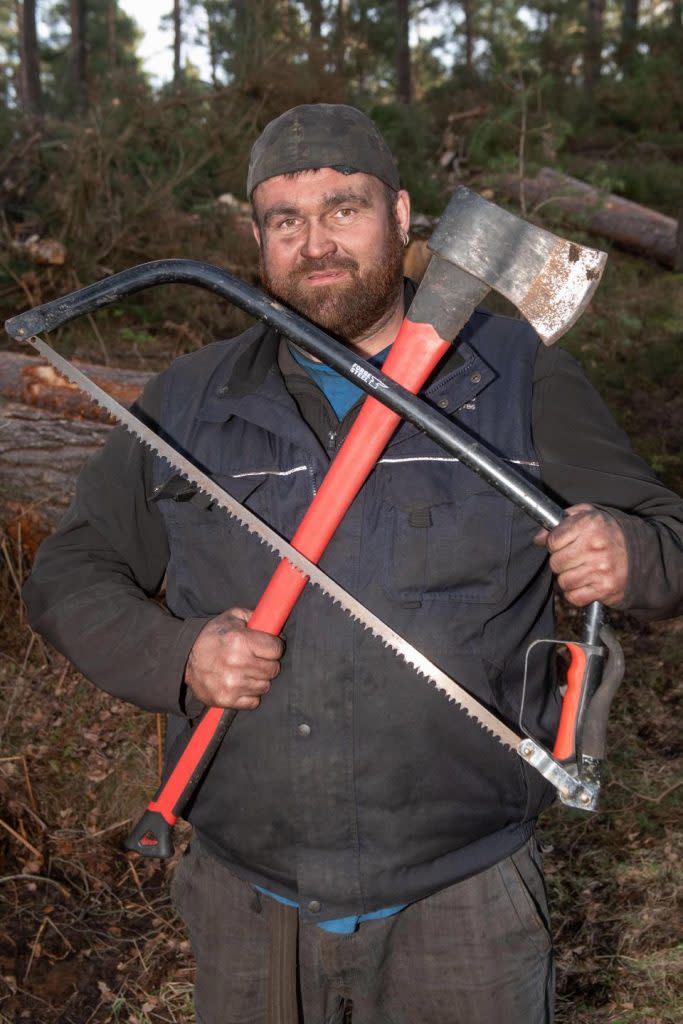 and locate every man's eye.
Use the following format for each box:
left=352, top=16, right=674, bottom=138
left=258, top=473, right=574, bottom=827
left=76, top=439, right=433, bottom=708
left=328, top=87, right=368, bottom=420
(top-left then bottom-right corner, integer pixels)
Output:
left=335, top=208, right=355, bottom=220
left=277, top=218, right=298, bottom=230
